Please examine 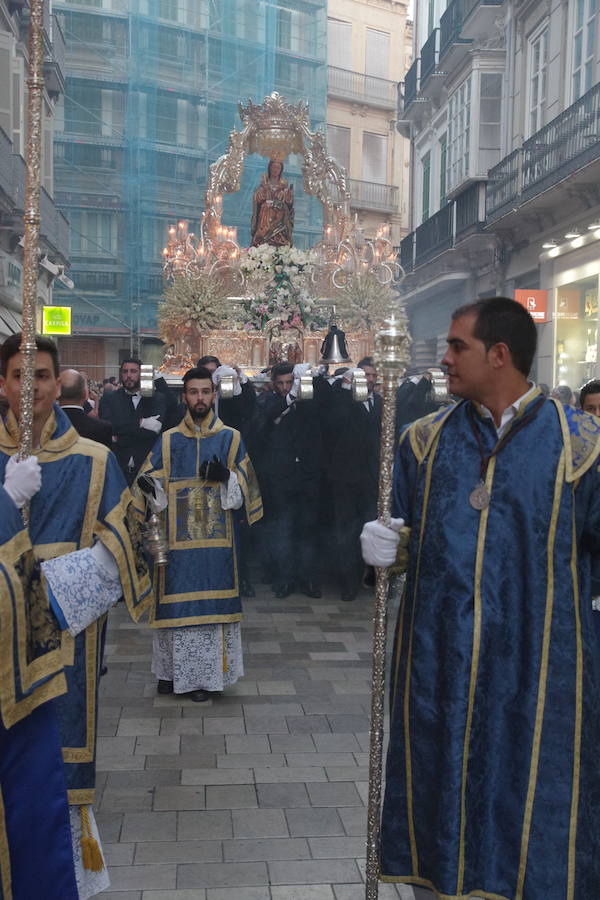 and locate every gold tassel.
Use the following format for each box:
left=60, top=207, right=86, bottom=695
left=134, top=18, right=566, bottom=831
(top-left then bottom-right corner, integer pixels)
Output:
left=80, top=805, right=105, bottom=872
